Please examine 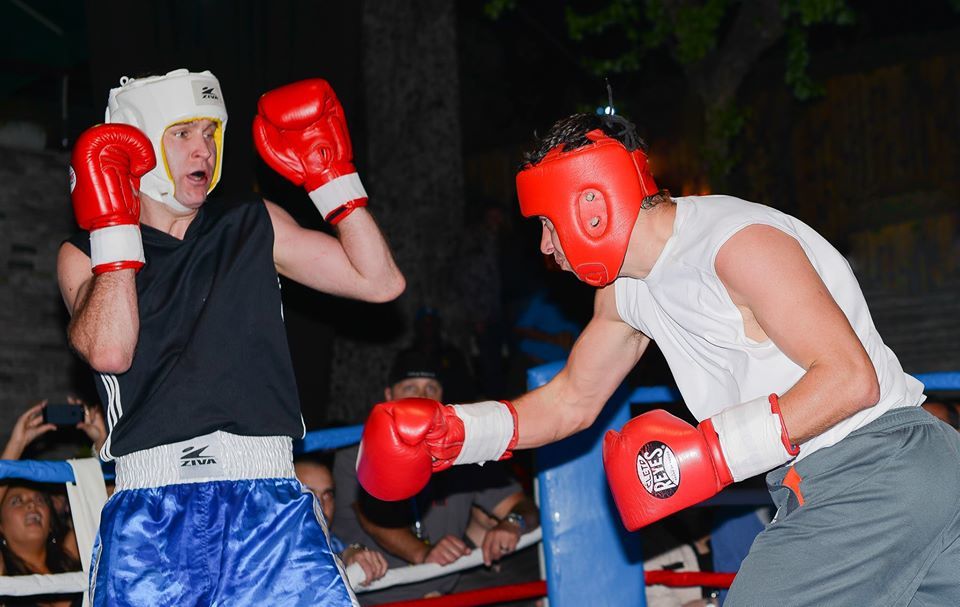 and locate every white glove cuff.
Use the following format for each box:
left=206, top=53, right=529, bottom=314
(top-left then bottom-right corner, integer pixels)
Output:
left=712, top=395, right=797, bottom=482
left=451, top=401, right=515, bottom=466
left=307, top=173, right=367, bottom=220
left=89, top=224, right=144, bottom=270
